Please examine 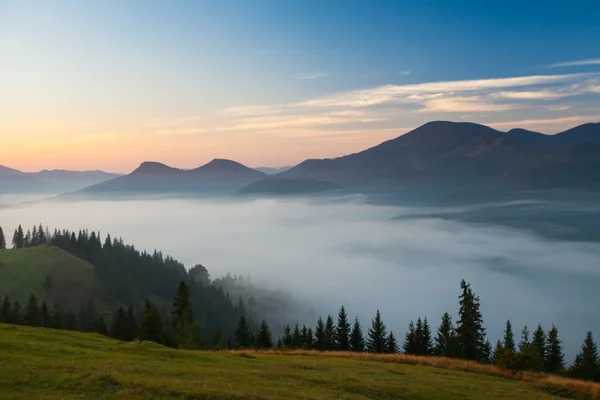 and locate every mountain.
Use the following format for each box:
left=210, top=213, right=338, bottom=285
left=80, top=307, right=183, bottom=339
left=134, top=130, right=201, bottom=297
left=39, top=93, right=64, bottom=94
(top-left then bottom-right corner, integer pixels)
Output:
left=0, top=166, right=121, bottom=194
left=76, top=159, right=266, bottom=195
left=239, top=177, right=338, bottom=195
left=267, top=121, right=600, bottom=192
